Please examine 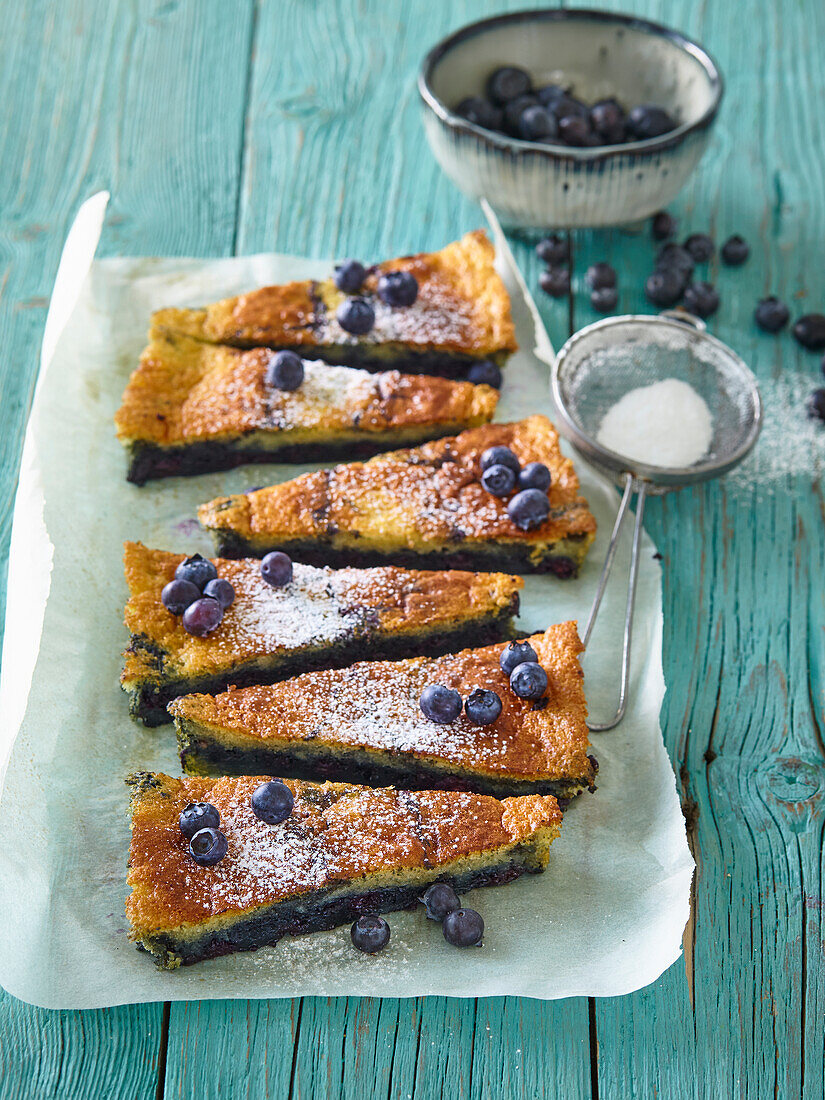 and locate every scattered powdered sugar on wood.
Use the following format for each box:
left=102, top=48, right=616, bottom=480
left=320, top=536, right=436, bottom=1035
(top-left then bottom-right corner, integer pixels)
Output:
left=726, top=370, right=825, bottom=494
